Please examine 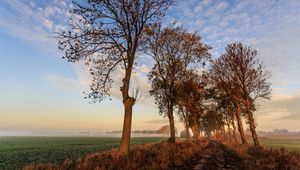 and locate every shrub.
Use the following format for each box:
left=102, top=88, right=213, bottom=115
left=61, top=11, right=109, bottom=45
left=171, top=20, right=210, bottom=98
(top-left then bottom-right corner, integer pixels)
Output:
left=225, top=143, right=300, bottom=170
